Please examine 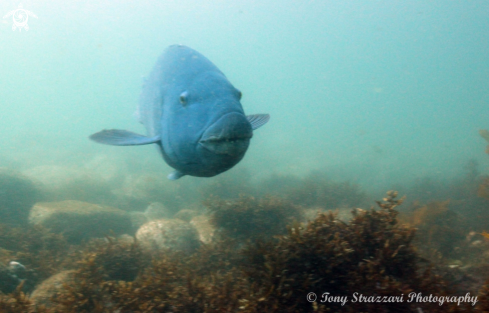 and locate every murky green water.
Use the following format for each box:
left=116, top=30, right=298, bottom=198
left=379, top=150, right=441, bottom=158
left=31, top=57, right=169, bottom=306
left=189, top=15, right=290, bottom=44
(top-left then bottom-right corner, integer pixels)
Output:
left=1, top=0, right=488, bottom=193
